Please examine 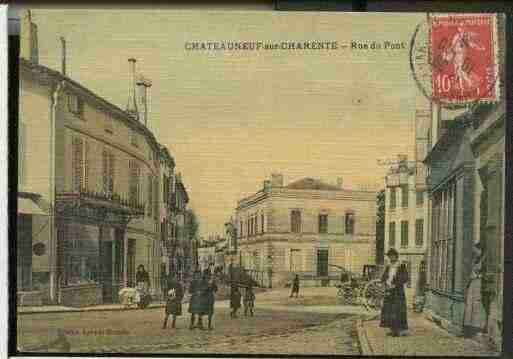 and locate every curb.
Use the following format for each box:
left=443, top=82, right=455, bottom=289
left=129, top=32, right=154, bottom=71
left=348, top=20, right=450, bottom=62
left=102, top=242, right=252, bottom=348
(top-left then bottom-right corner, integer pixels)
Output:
left=355, top=318, right=374, bottom=356
left=17, top=303, right=166, bottom=315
